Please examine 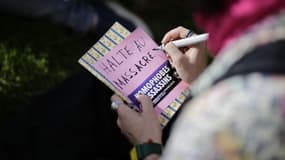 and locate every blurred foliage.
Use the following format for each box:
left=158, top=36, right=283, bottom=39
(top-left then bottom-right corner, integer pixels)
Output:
left=0, top=44, right=68, bottom=120
left=0, top=44, right=48, bottom=95
left=0, top=14, right=97, bottom=121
